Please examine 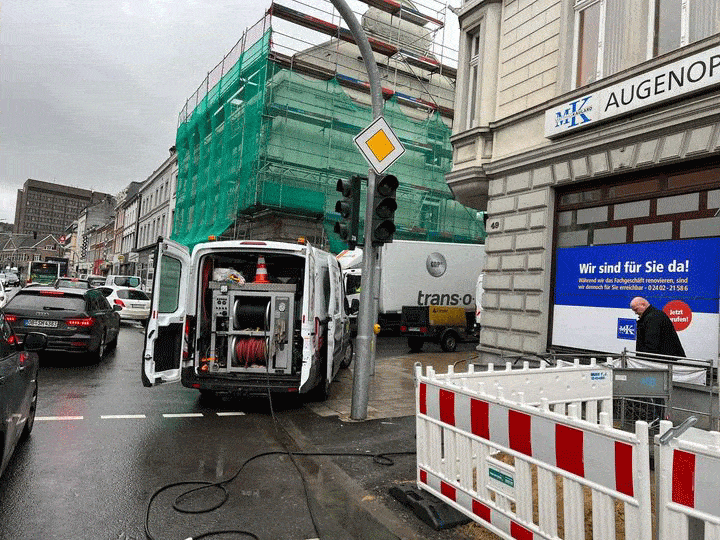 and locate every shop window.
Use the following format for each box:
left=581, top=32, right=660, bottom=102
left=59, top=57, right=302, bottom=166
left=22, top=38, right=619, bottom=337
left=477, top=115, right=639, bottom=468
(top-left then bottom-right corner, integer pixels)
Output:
left=634, top=221, right=673, bottom=241
left=593, top=226, right=627, bottom=244
left=656, top=192, right=700, bottom=215
left=556, top=162, right=720, bottom=248
left=680, top=216, right=720, bottom=238
left=614, top=200, right=651, bottom=220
